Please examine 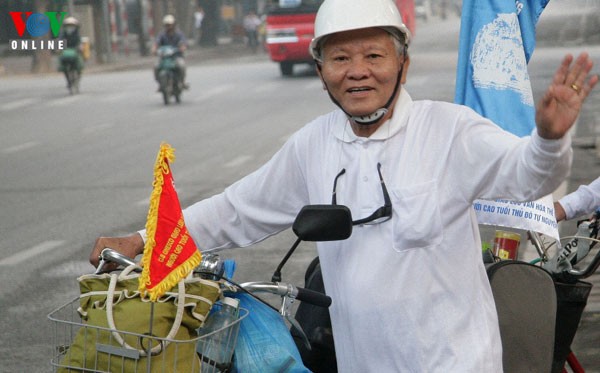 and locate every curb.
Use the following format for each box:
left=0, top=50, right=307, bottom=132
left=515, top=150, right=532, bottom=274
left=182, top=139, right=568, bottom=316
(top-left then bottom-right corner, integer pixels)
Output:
left=0, top=42, right=269, bottom=77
